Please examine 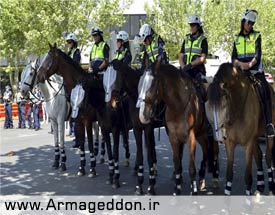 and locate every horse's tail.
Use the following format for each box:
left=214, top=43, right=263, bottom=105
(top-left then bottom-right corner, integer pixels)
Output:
left=208, top=81, right=224, bottom=108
